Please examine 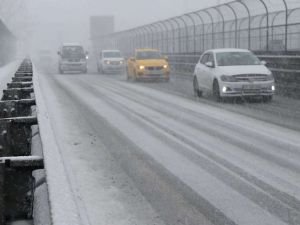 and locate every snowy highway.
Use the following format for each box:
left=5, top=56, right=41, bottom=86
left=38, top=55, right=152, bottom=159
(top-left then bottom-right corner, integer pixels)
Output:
left=36, top=69, right=300, bottom=225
